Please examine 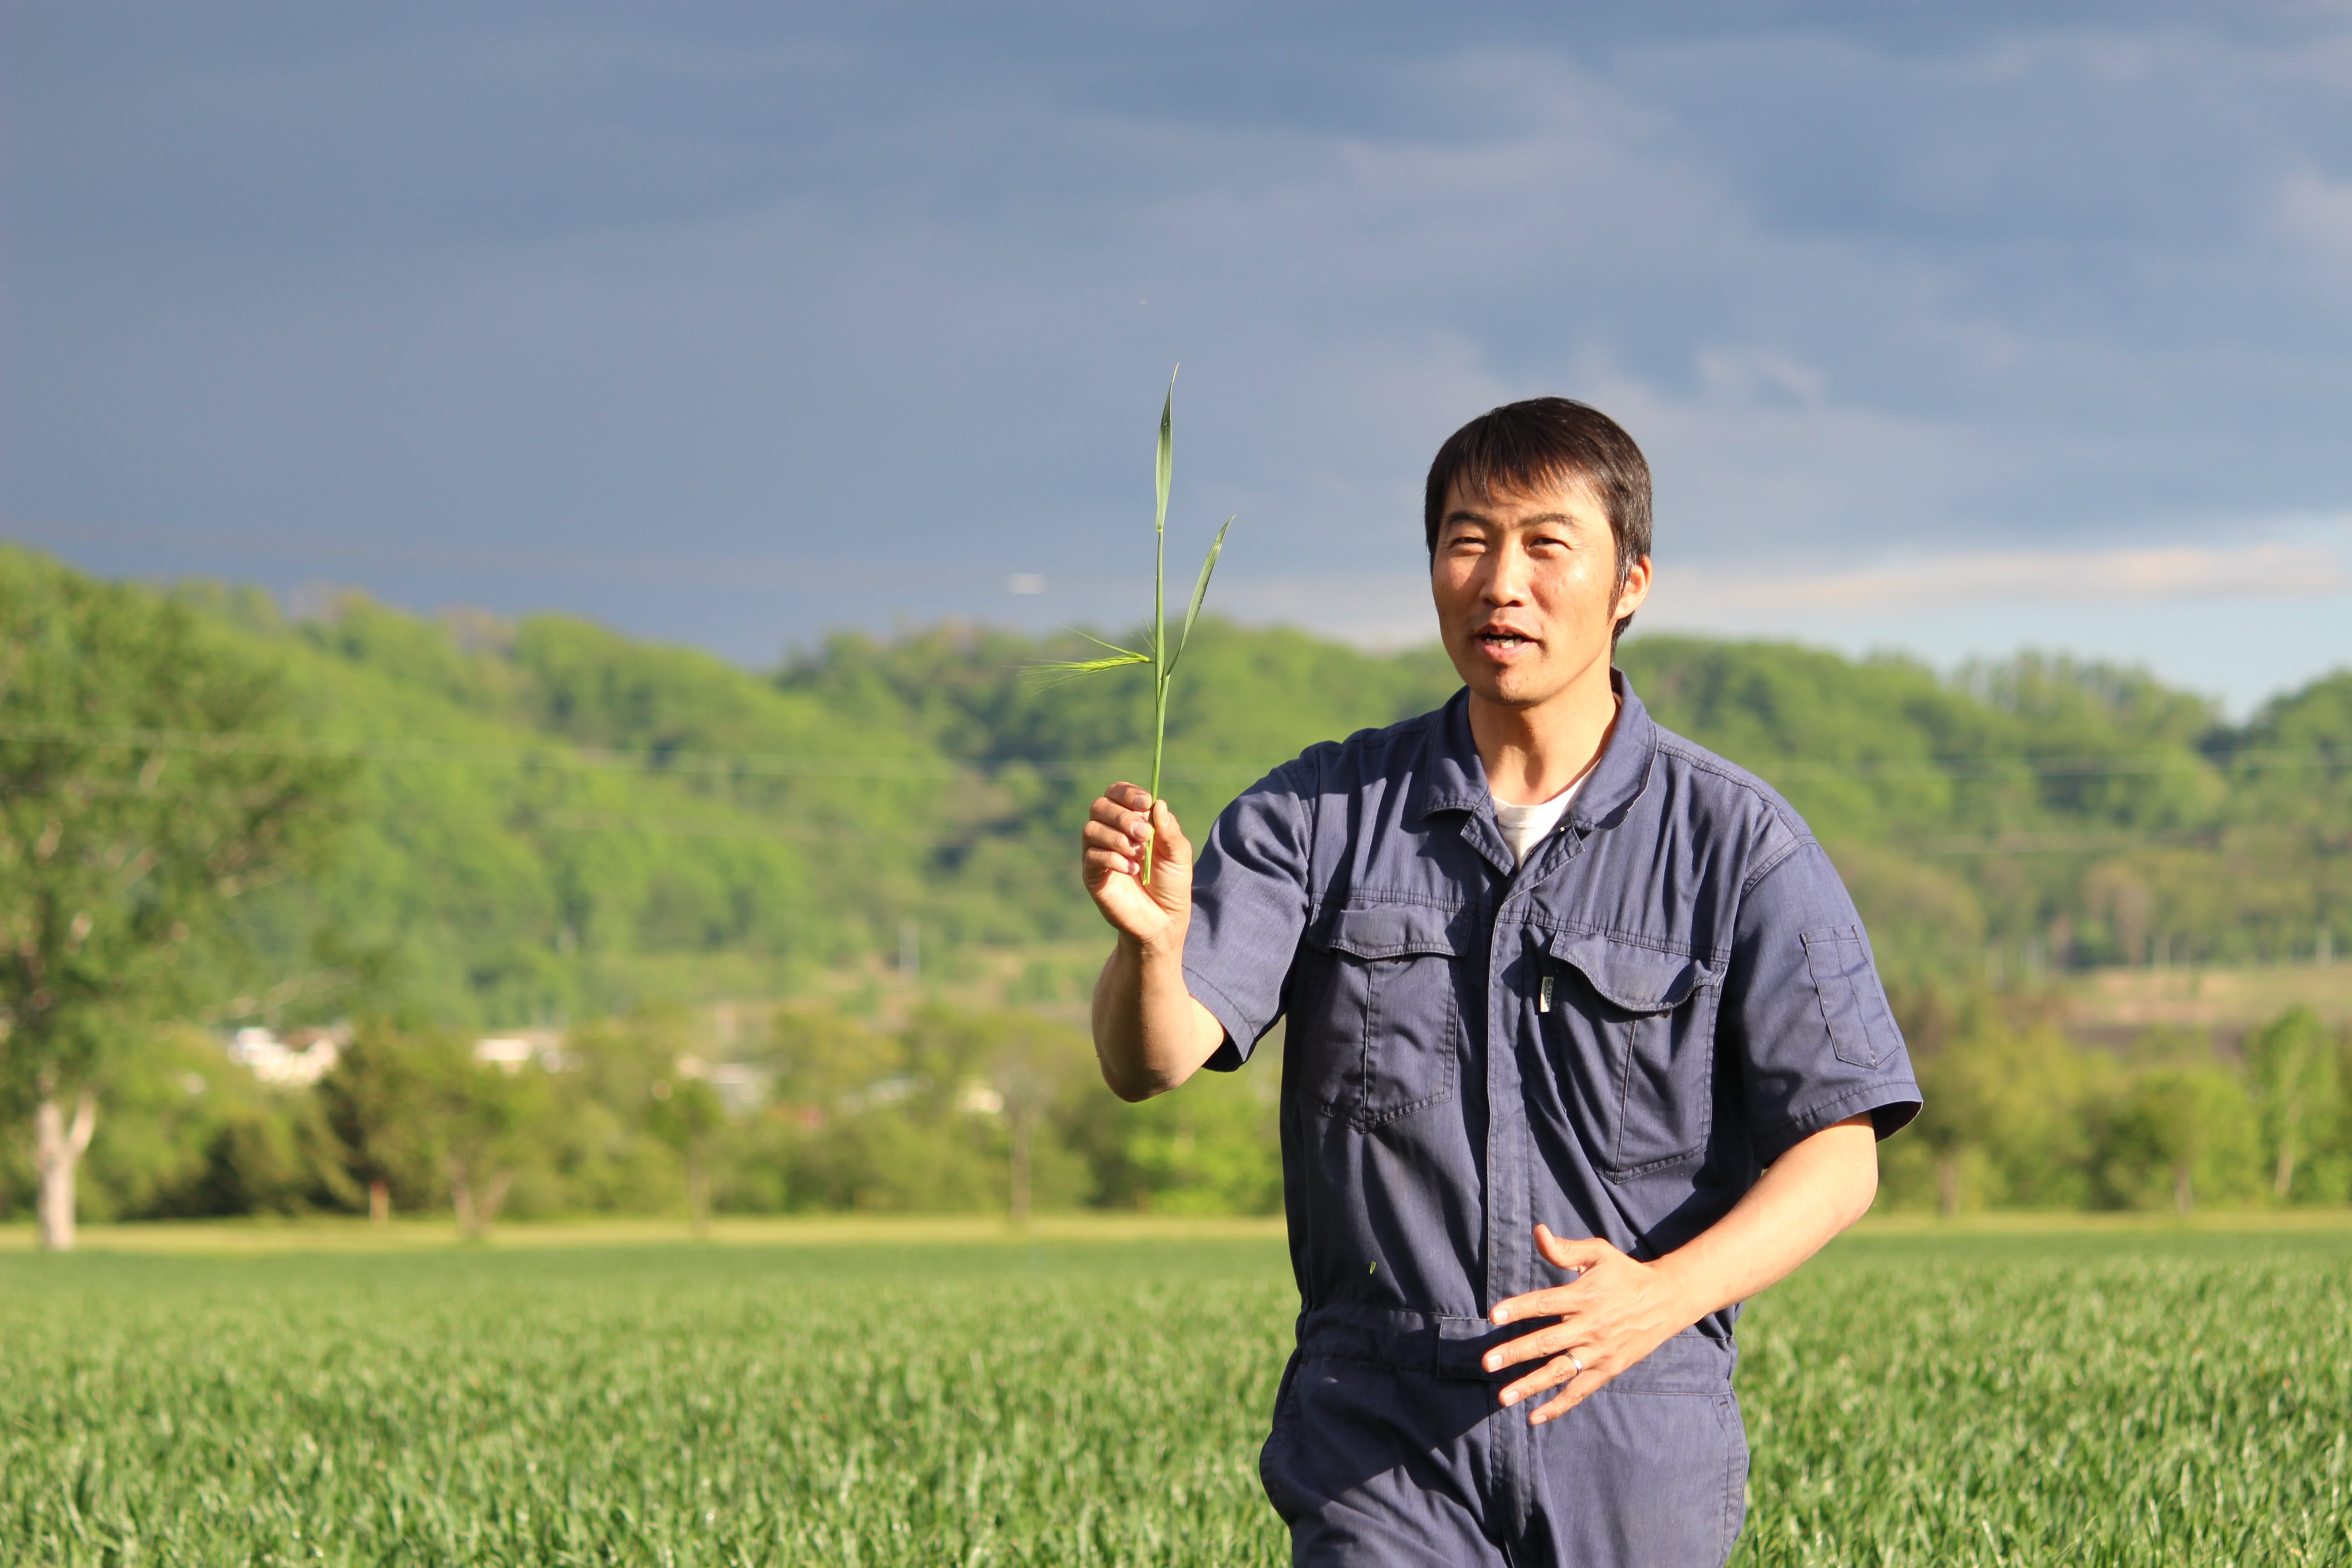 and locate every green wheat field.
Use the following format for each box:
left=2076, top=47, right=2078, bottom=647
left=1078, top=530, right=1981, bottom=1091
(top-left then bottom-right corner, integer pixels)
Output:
left=4, top=1220, right=2350, bottom=1566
